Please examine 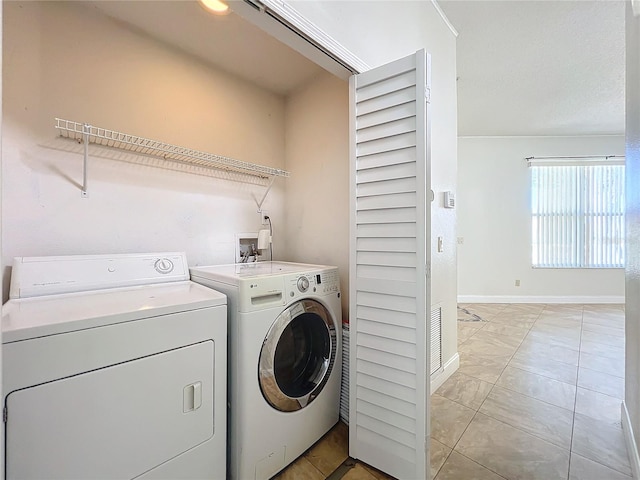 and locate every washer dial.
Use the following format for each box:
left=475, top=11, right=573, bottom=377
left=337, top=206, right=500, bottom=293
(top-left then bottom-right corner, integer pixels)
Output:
left=297, top=276, right=310, bottom=293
